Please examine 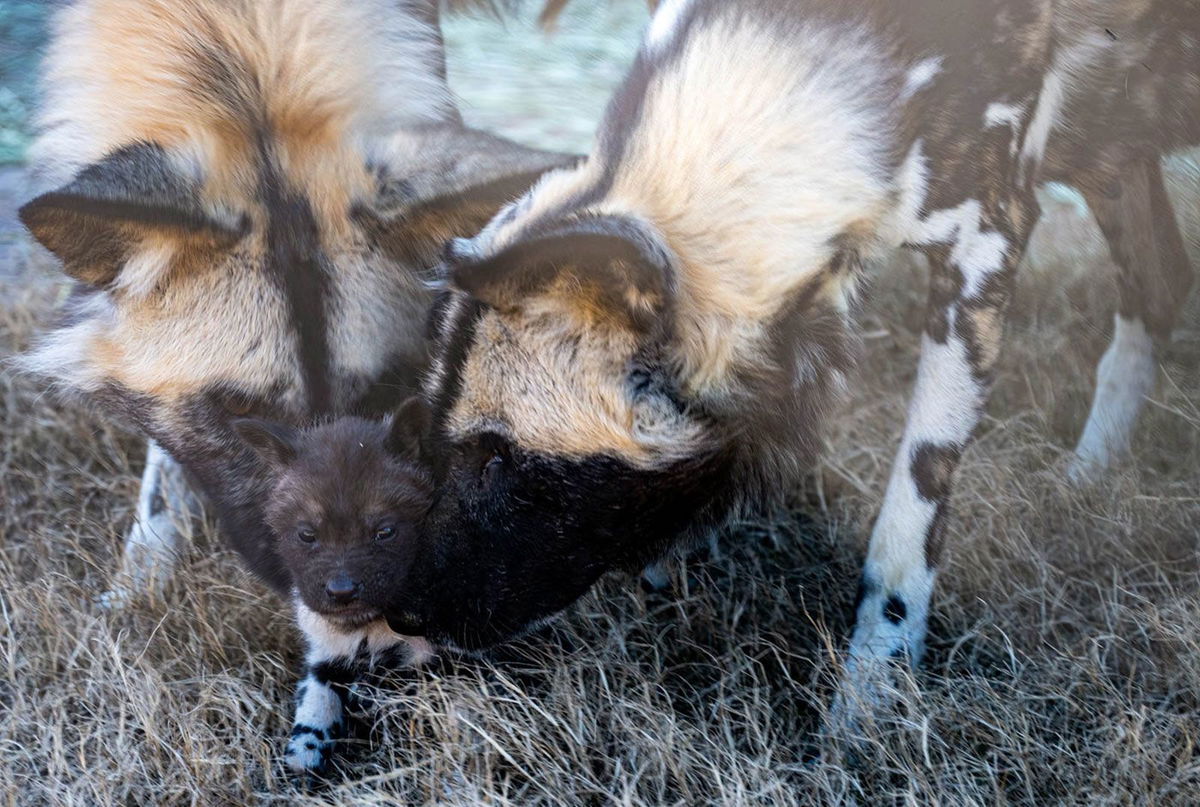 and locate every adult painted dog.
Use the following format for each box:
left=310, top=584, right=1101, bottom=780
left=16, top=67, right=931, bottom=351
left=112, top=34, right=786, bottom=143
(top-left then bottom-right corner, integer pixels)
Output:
left=19, top=0, right=572, bottom=599
left=381, top=0, right=1199, bottom=728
